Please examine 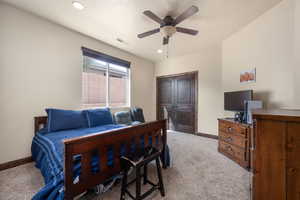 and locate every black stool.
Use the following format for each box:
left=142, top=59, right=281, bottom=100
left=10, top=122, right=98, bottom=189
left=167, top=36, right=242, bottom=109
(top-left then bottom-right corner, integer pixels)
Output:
left=120, top=147, right=165, bottom=200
